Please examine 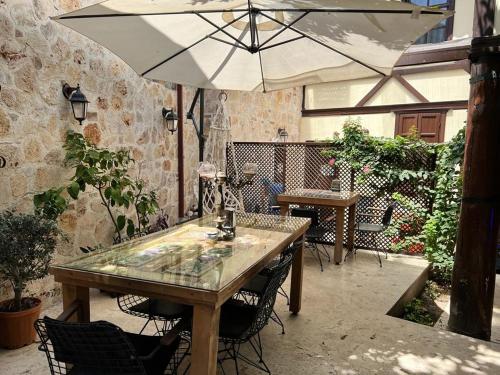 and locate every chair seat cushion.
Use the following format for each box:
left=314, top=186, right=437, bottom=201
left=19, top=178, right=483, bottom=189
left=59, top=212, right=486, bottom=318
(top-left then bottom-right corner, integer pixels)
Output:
left=357, top=223, right=385, bottom=232
left=306, top=227, right=327, bottom=240
left=130, top=299, right=189, bottom=319
left=69, top=334, right=180, bottom=375
left=241, top=274, right=268, bottom=296
left=219, top=301, right=258, bottom=339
